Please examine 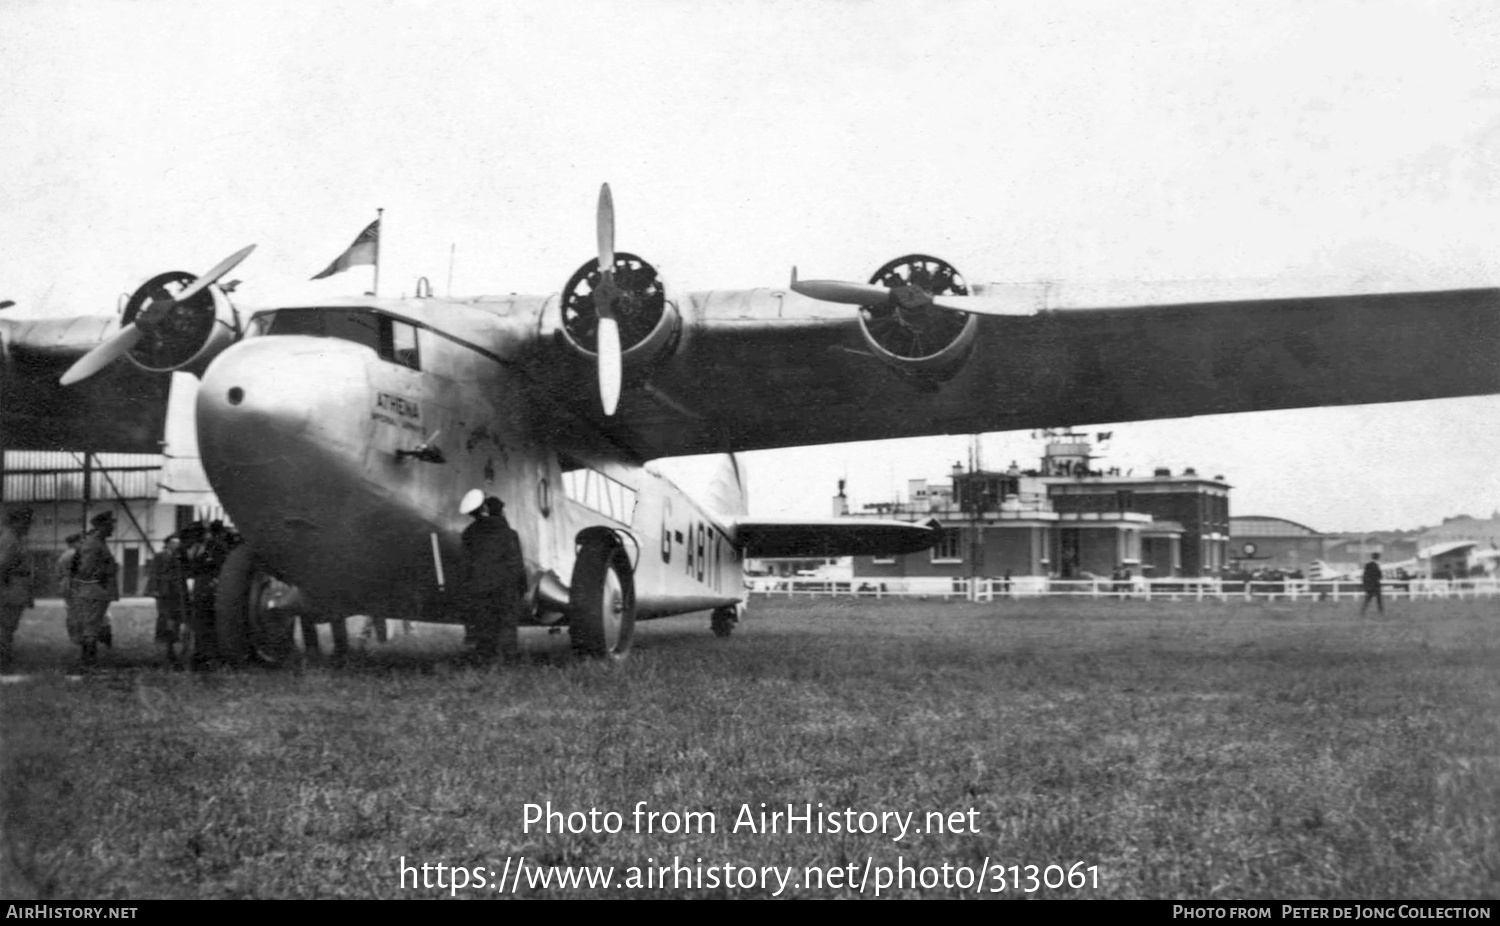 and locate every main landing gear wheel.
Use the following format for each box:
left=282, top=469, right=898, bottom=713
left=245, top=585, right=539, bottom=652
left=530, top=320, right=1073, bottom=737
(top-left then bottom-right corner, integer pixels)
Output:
left=711, top=606, right=737, bottom=638
left=569, top=540, right=636, bottom=659
left=216, top=545, right=297, bottom=667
